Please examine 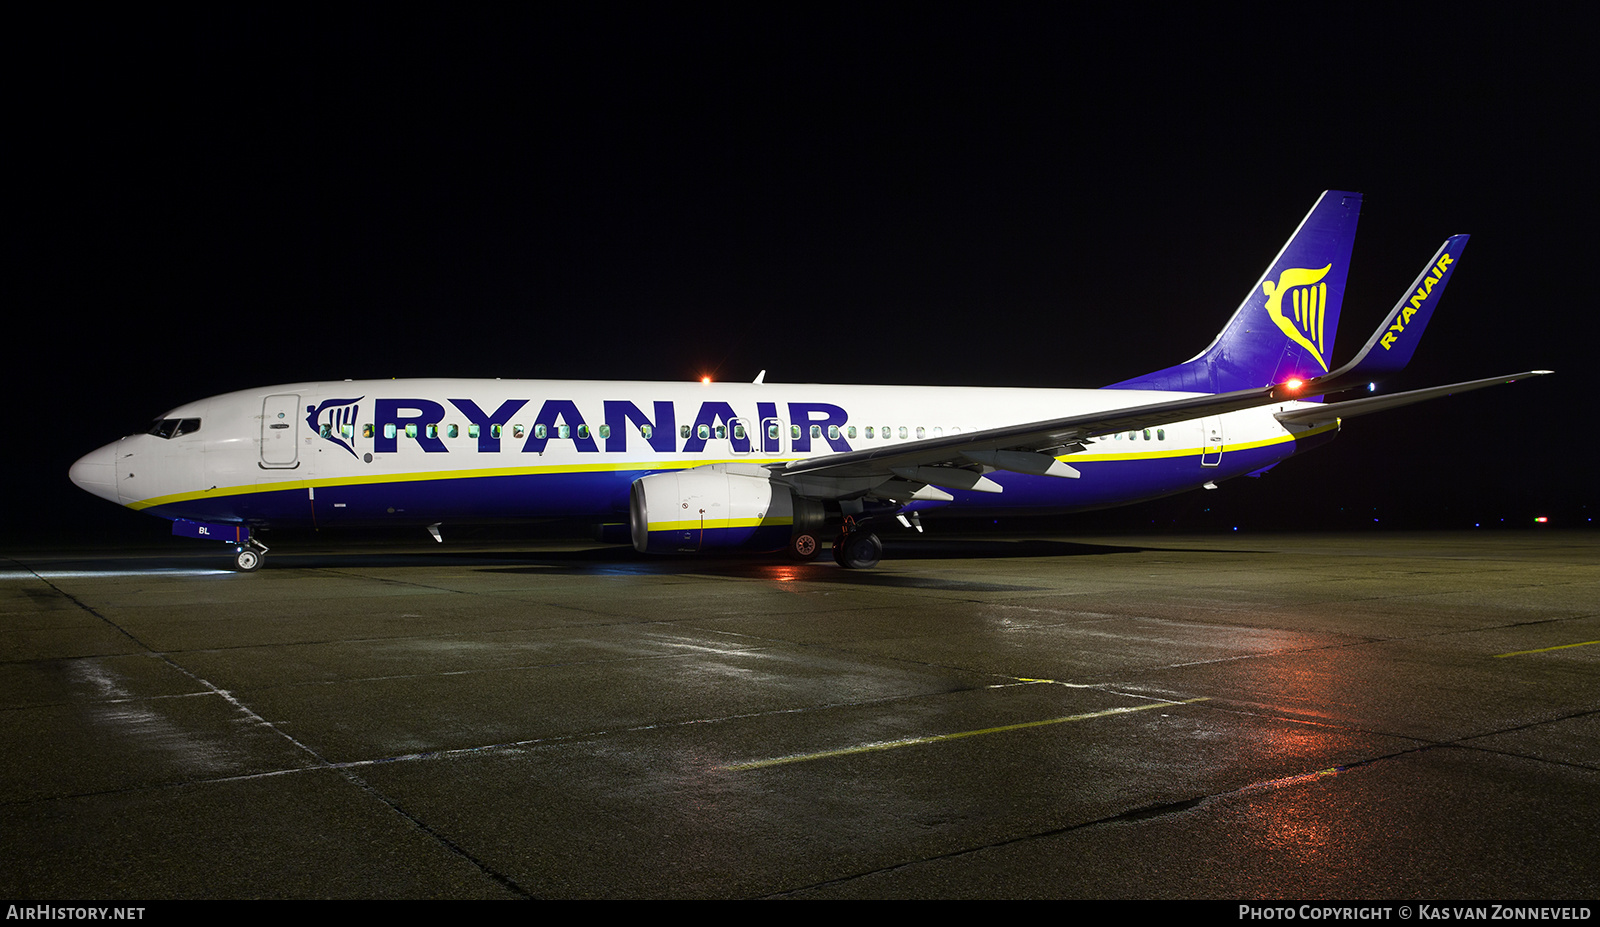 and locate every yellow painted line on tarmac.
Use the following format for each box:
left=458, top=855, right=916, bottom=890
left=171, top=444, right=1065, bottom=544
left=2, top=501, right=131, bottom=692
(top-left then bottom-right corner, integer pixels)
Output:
left=724, top=697, right=1209, bottom=771
left=1493, top=640, right=1600, bottom=658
